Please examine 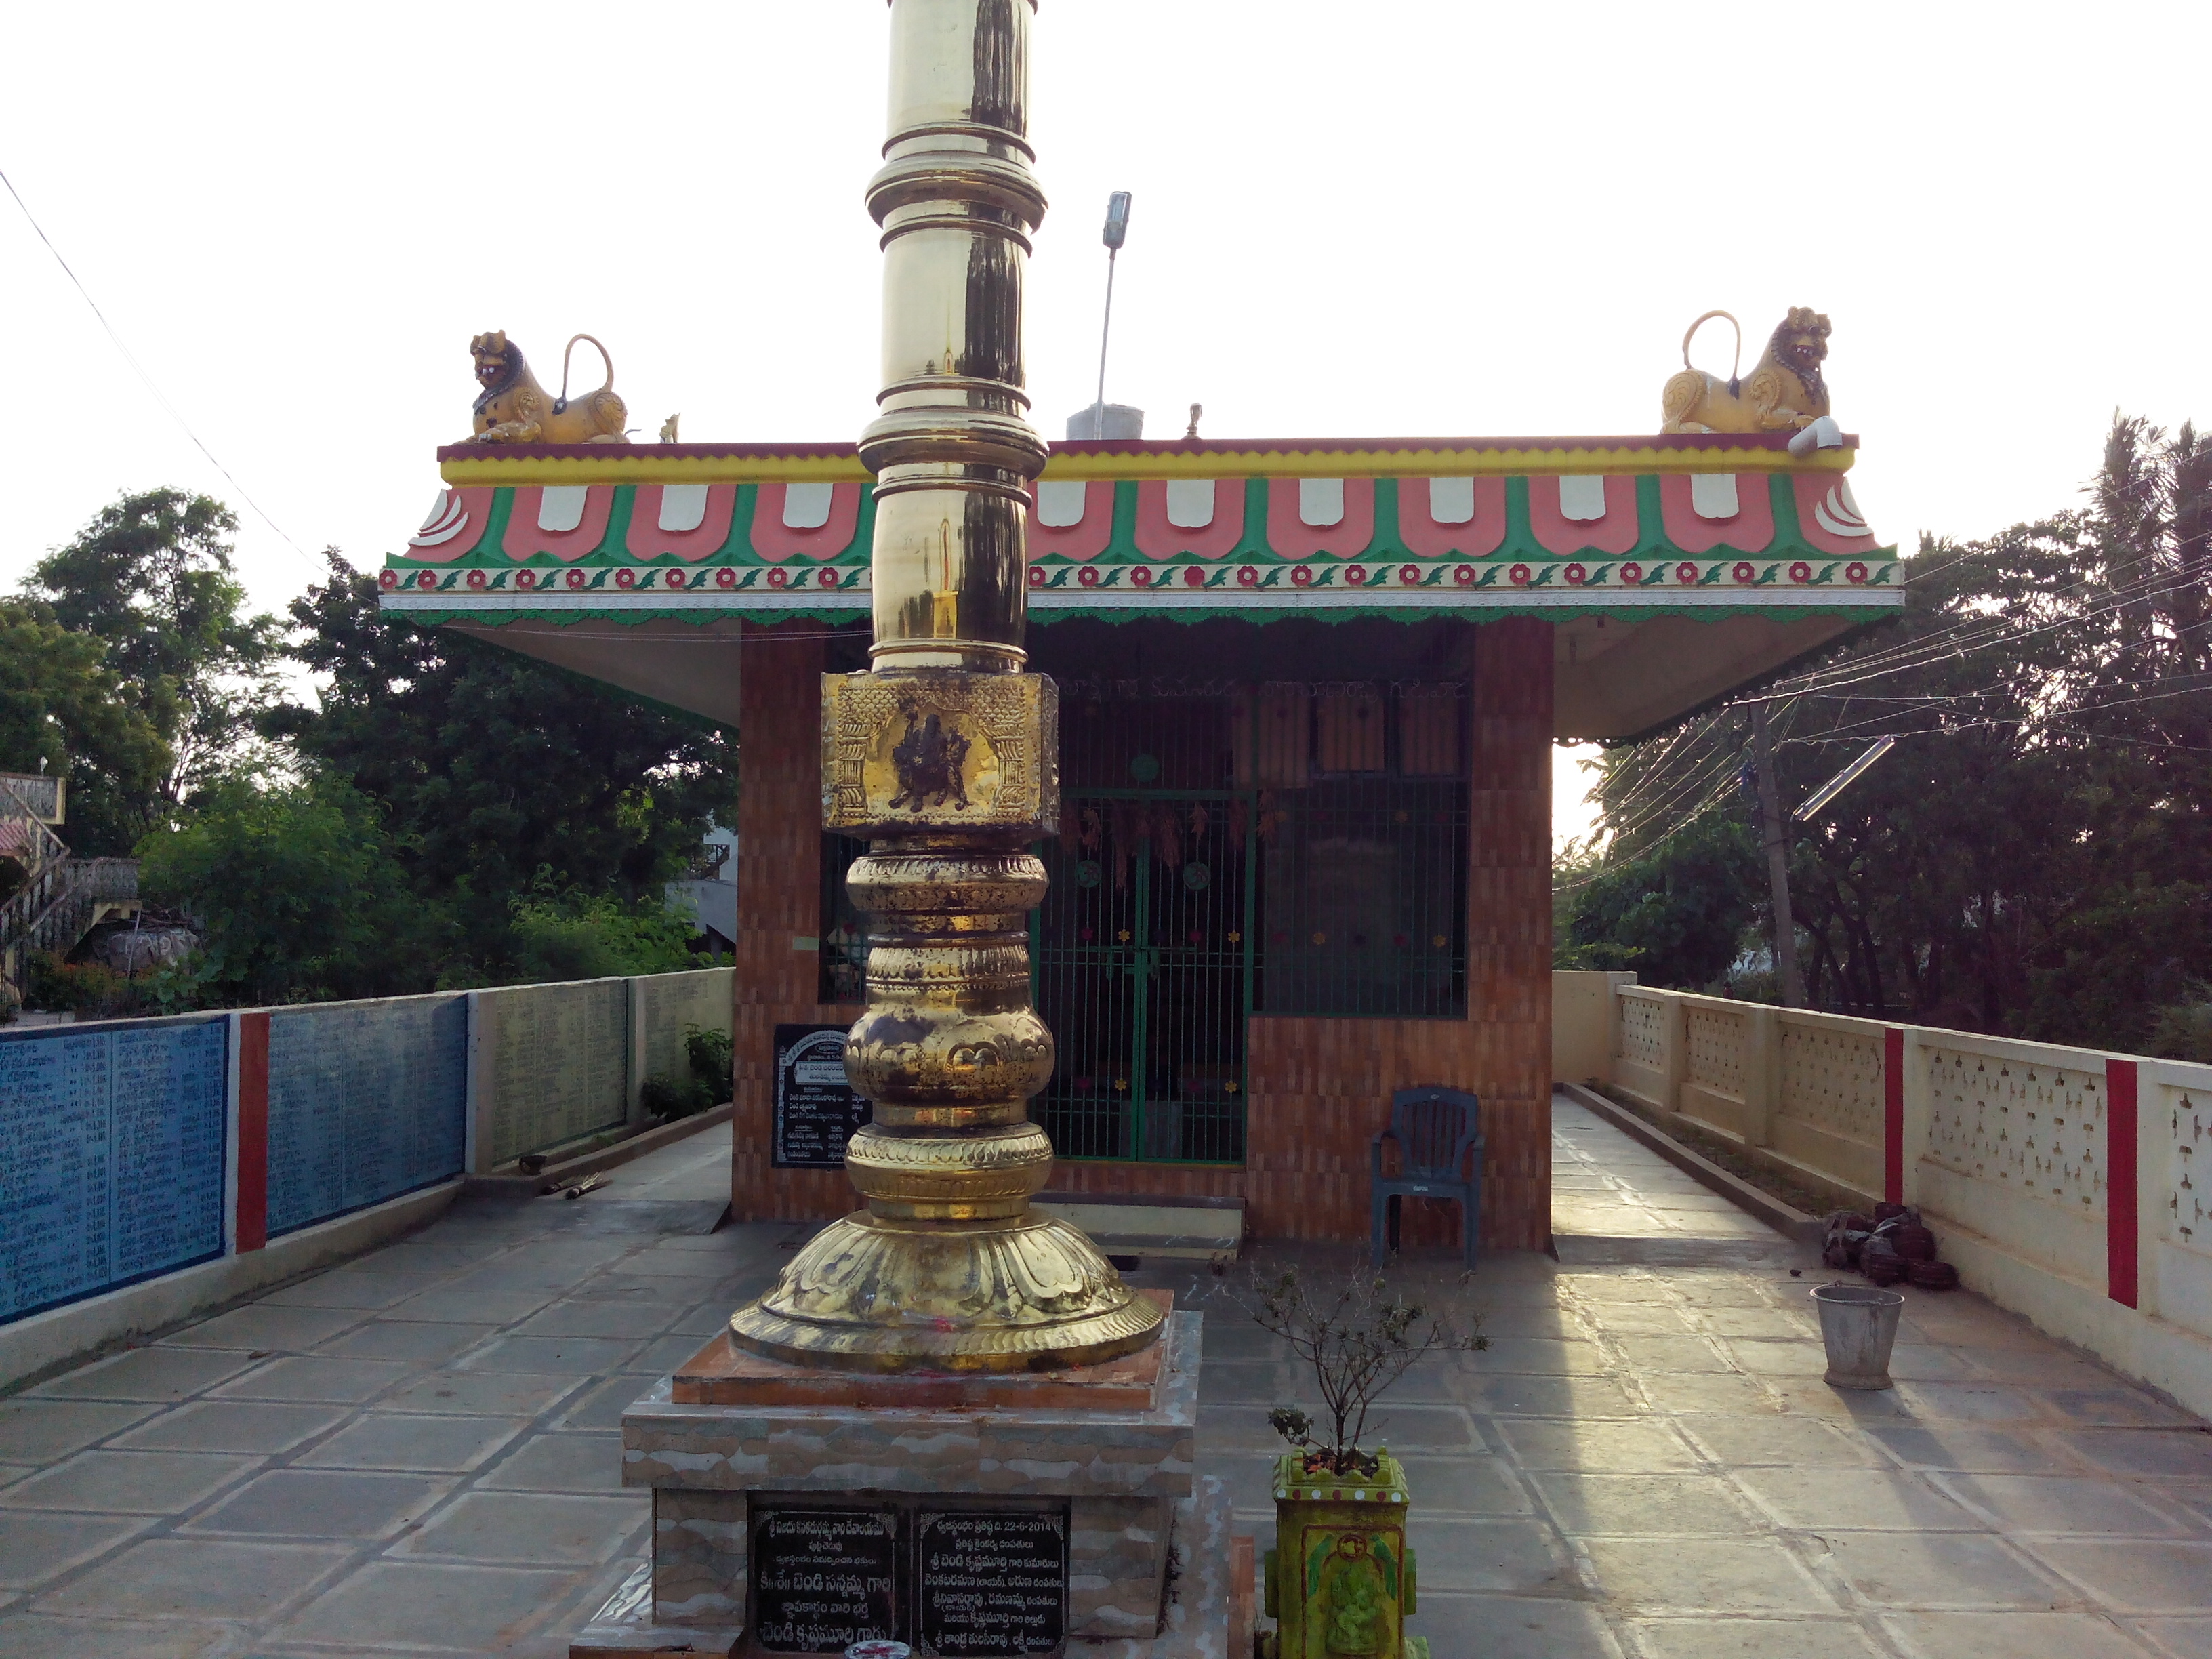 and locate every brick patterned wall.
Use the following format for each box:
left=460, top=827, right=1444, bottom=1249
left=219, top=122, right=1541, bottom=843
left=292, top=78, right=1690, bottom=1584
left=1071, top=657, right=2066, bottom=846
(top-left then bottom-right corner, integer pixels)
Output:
left=729, top=619, right=1554, bottom=1248
left=728, top=623, right=863, bottom=1224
